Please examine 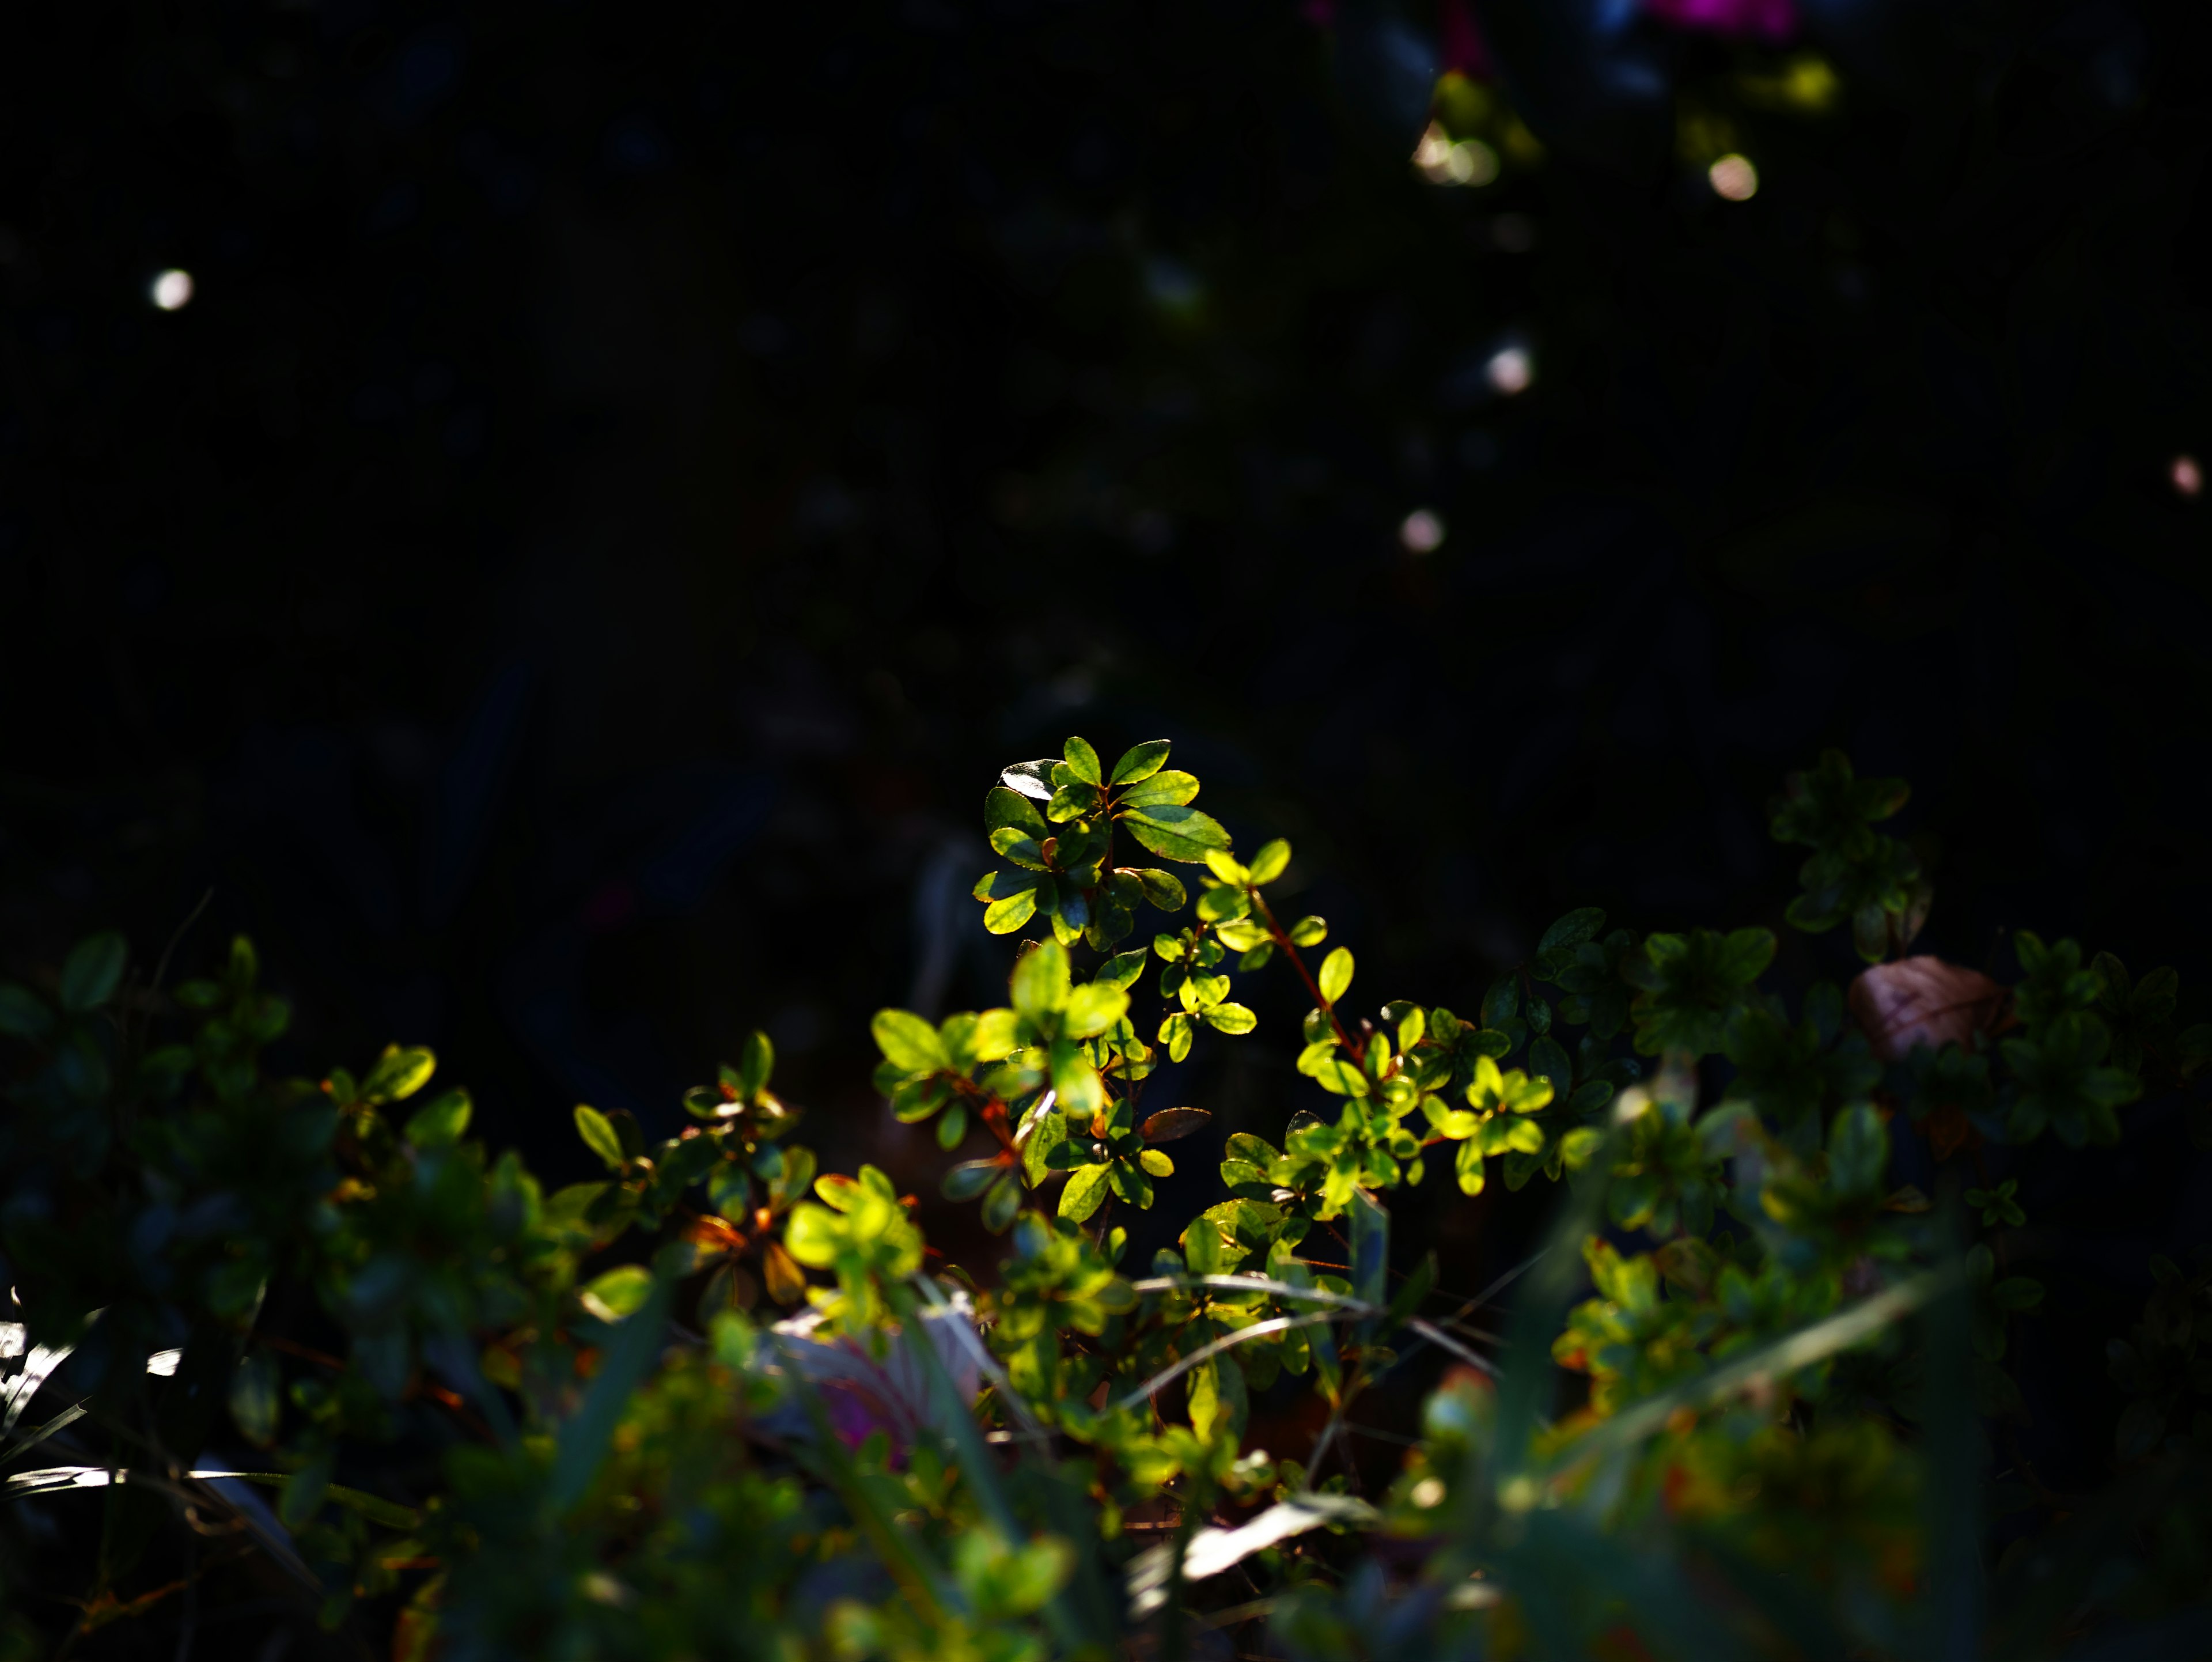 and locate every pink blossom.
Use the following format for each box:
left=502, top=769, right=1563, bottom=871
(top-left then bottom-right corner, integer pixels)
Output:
left=1641, top=0, right=1798, bottom=41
